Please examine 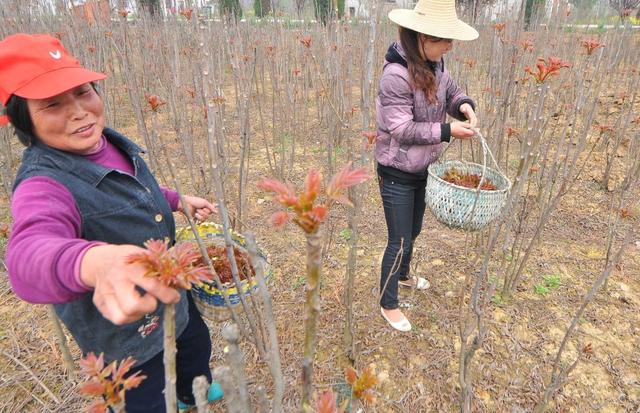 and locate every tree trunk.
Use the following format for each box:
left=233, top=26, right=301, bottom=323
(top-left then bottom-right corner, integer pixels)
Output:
left=301, top=230, right=323, bottom=410
left=163, top=303, right=177, bottom=413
